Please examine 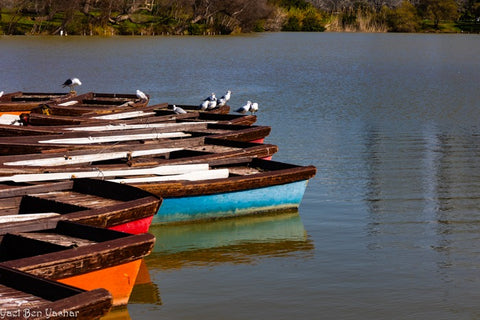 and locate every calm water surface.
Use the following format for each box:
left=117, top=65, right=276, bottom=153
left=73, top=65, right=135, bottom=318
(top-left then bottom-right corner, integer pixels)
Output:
left=2, top=32, right=480, bottom=319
